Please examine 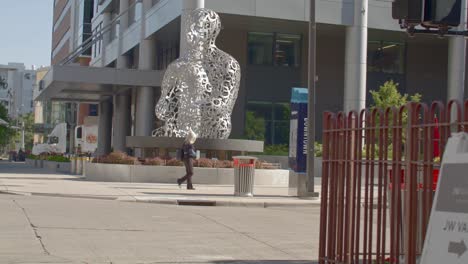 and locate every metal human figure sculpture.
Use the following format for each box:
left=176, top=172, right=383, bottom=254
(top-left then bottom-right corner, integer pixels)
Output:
left=153, top=8, right=241, bottom=139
